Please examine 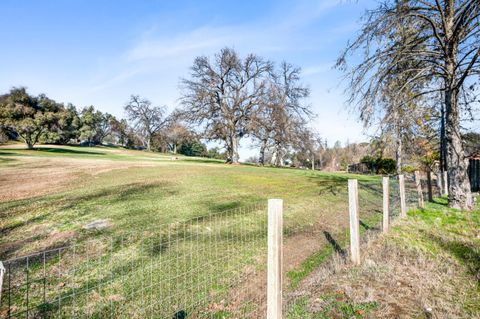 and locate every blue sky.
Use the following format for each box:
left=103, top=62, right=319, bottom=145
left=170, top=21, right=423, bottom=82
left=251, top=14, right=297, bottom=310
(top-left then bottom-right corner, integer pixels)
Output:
left=0, top=0, right=378, bottom=159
